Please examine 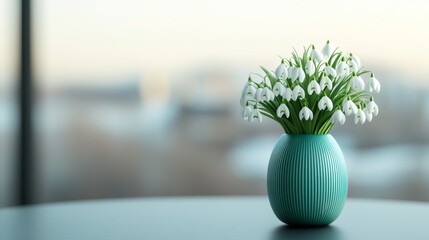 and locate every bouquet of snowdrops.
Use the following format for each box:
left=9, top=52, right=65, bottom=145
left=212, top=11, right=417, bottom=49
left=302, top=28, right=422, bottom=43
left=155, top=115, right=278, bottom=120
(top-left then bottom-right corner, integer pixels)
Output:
left=240, top=41, right=380, bottom=134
